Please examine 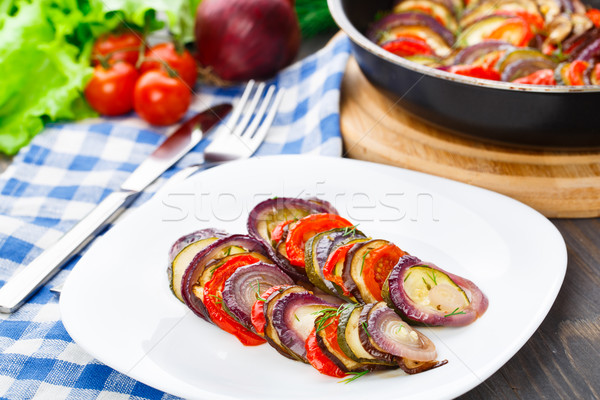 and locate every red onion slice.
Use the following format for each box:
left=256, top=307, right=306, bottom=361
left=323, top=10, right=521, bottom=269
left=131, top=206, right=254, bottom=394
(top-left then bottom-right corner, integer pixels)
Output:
left=502, top=58, right=558, bottom=81
left=222, top=262, right=294, bottom=329
left=453, top=40, right=513, bottom=65
left=367, top=12, right=455, bottom=46
left=366, top=302, right=438, bottom=362
left=181, top=234, right=272, bottom=322
left=270, top=291, right=336, bottom=362
left=385, top=255, right=489, bottom=326
left=247, top=197, right=337, bottom=281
